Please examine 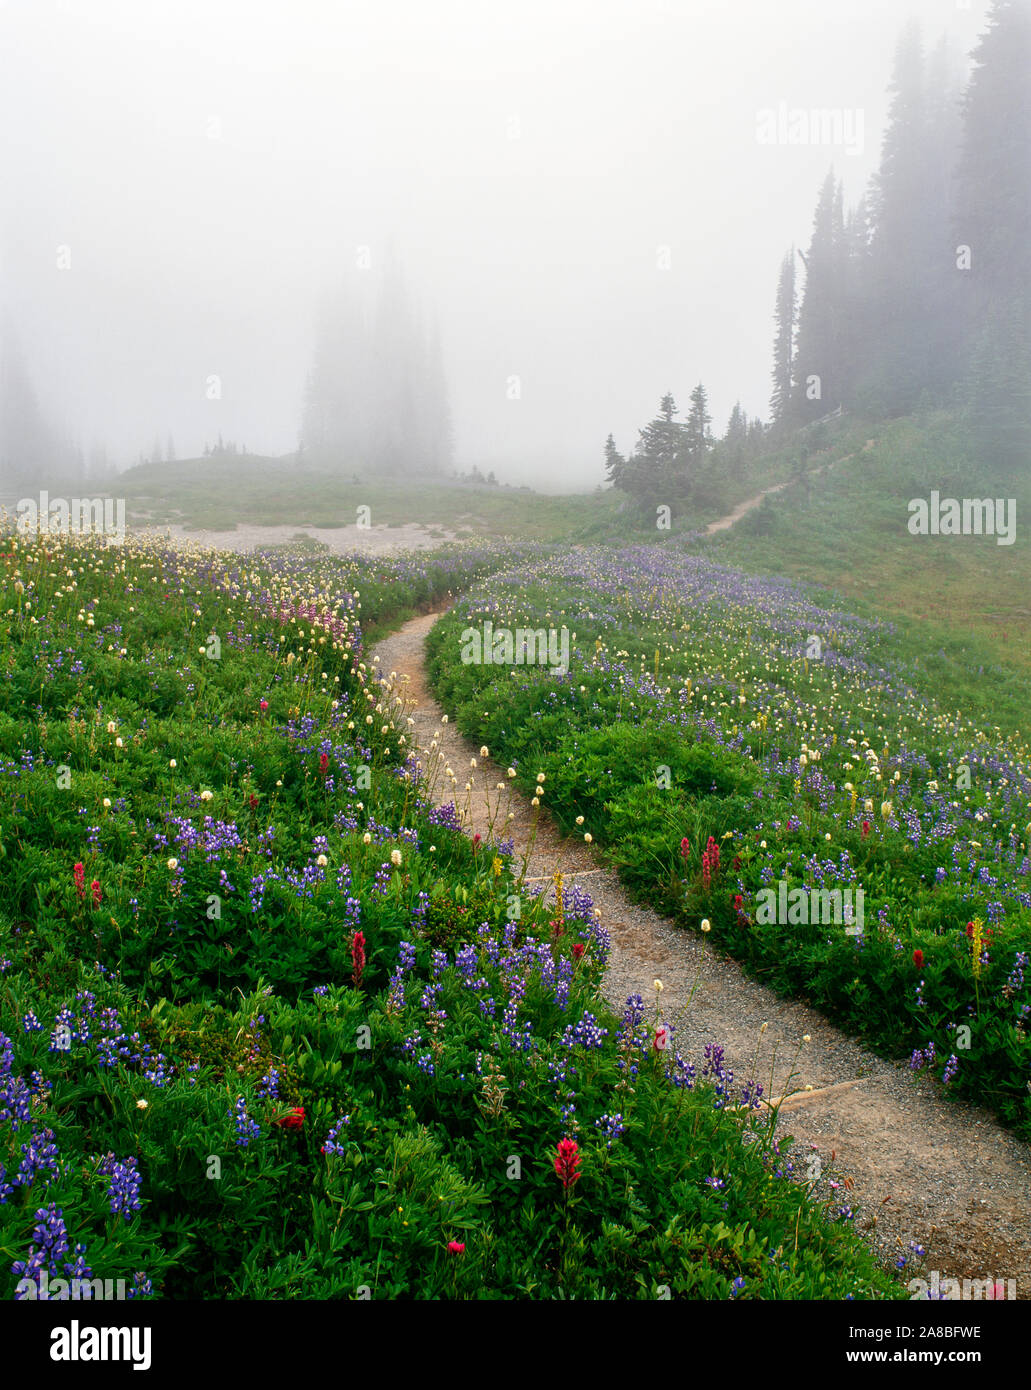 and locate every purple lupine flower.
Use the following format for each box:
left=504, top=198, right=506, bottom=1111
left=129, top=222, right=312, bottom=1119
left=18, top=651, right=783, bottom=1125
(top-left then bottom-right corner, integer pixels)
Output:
left=230, top=1096, right=261, bottom=1148
left=11, top=1204, right=70, bottom=1295
left=14, top=1128, right=60, bottom=1187
left=97, top=1154, right=142, bottom=1219
left=321, top=1114, right=351, bottom=1157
